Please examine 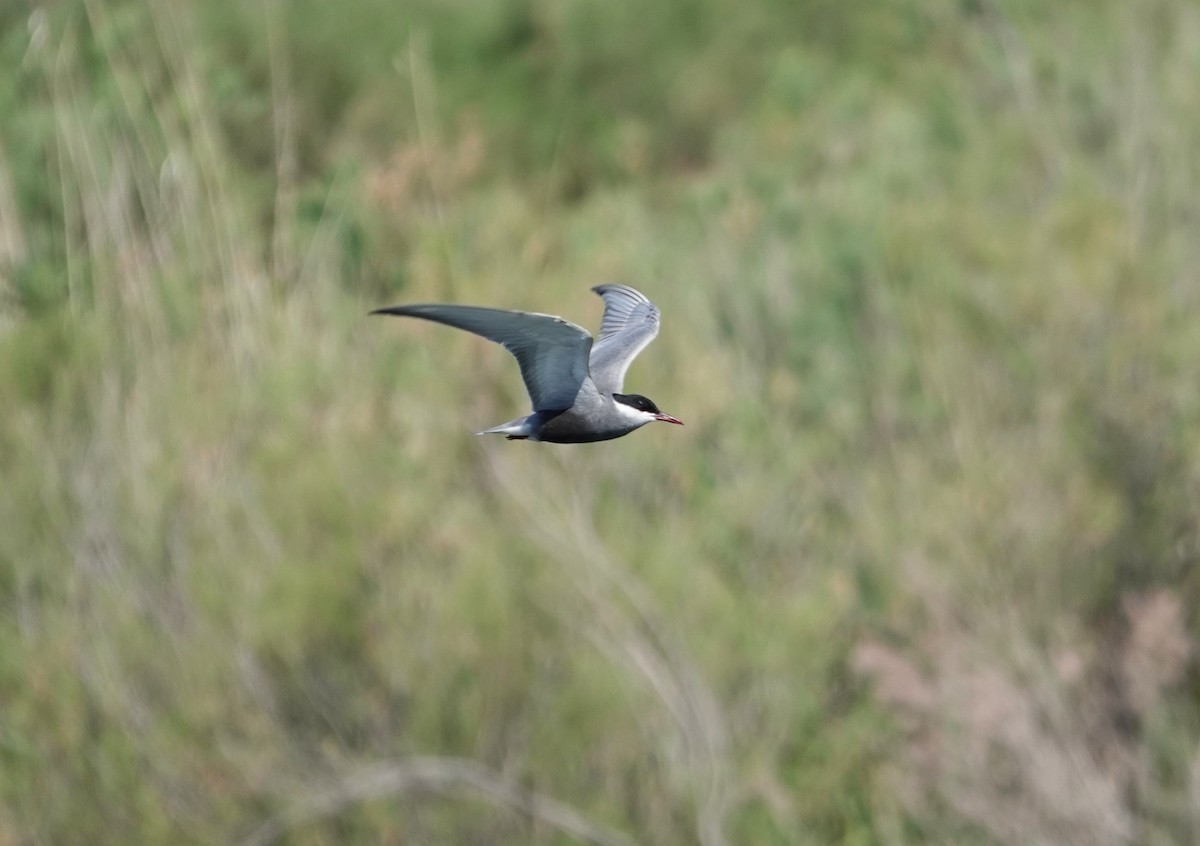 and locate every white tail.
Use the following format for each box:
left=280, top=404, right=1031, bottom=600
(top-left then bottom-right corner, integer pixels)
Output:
left=475, top=416, right=536, bottom=439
